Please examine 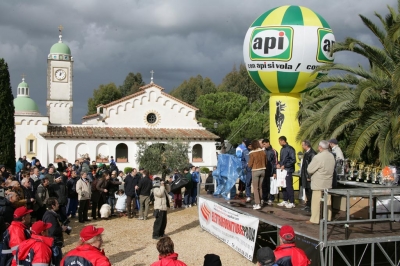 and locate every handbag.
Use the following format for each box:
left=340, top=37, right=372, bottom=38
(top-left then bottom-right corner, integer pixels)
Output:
left=170, top=174, right=189, bottom=193
left=276, top=169, right=287, bottom=188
